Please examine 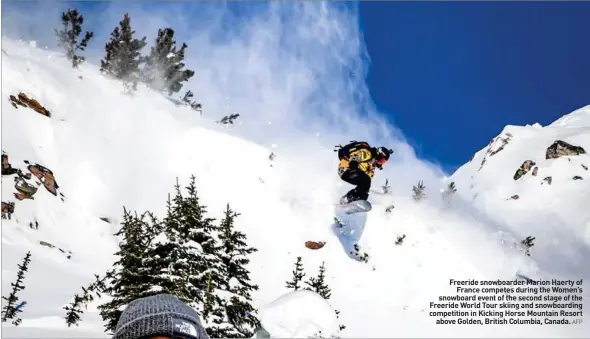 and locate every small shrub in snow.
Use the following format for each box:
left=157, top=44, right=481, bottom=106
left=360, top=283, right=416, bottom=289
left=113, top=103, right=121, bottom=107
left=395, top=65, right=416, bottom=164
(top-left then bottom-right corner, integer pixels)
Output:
left=520, top=236, right=535, bottom=257
left=395, top=234, right=406, bottom=245
left=412, top=180, right=426, bottom=202
left=54, top=8, right=94, bottom=68
left=219, top=113, right=240, bottom=124
left=381, top=179, right=391, bottom=194
left=181, top=90, right=203, bottom=114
